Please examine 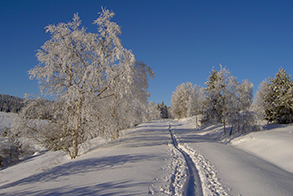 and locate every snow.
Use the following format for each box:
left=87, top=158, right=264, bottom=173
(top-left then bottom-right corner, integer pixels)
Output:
left=1, top=114, right=293, bottom=195
left=0, top=120, right=177, bottom=195
left=172, top=117, right=293, bottom=195
left=230, top=124, right=293, bottom=173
